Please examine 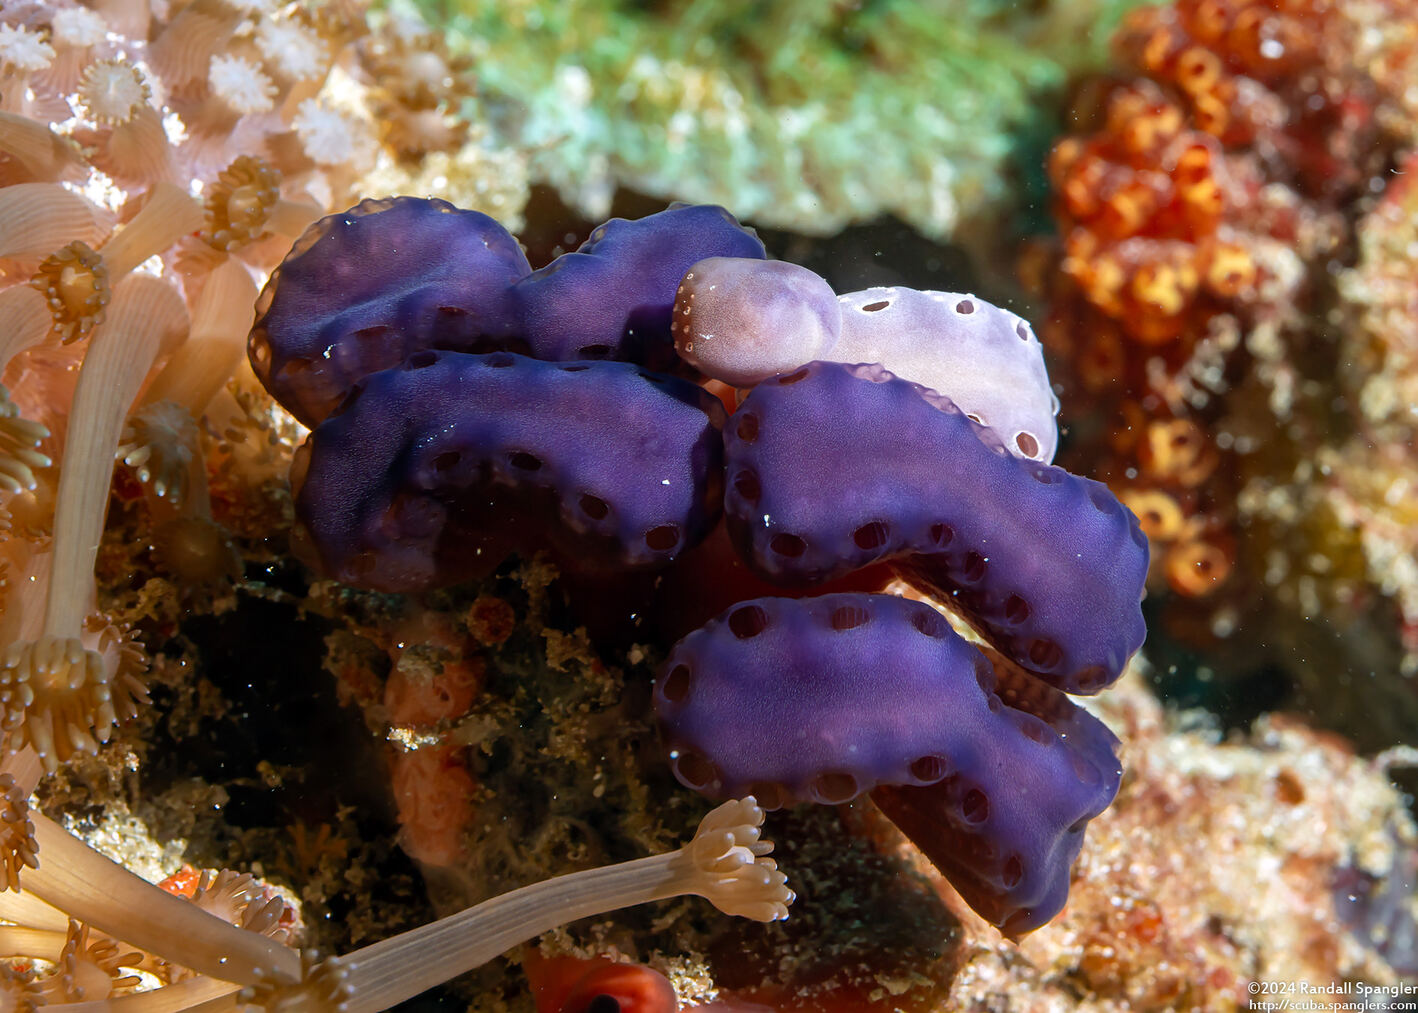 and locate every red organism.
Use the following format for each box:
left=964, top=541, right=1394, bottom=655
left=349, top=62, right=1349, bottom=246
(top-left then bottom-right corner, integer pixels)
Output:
left=524, top=952, right=677, bottom=1013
